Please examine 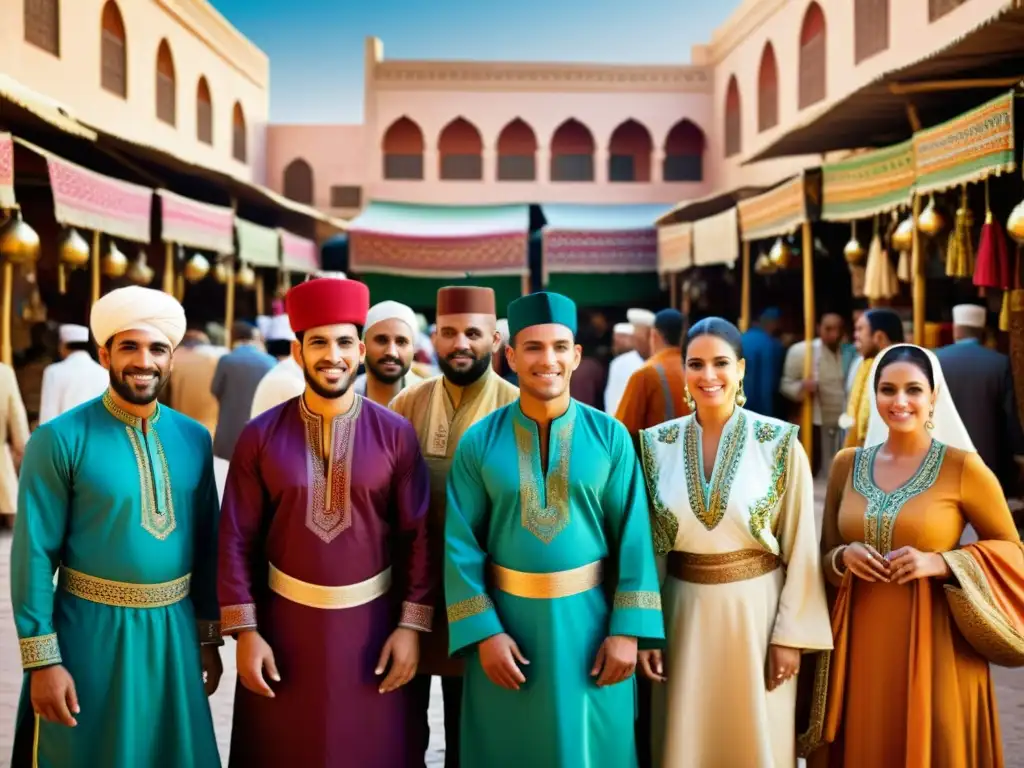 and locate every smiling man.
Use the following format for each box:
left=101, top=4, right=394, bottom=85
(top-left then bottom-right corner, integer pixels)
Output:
left=355, top=300, right=423, bottom=407
left=444, top=291, right=664, bottom=768
left=218, top=277, right=434, bottom=768
left=390, top=286, right=519, bottom=767
left=10, top=286, right=223, bottom=768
